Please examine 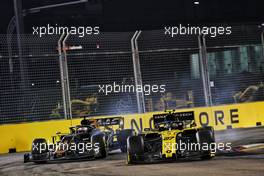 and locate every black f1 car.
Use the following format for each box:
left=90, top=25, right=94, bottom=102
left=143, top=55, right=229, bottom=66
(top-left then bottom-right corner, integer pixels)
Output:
left=126, top=111, right=215, bottom=164
left=96, top=117, right=135, bottom=153
left=24, top=117, right=134, bottom=163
